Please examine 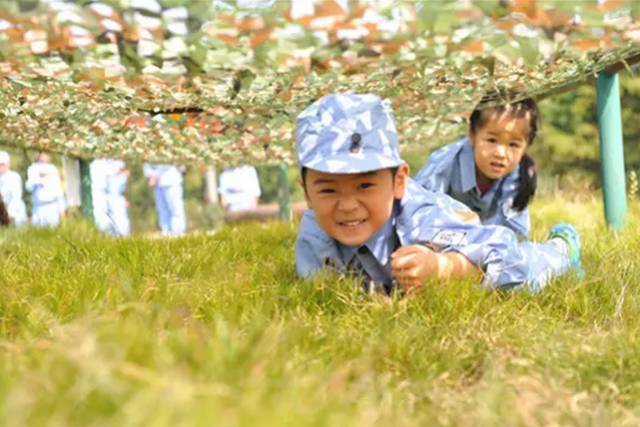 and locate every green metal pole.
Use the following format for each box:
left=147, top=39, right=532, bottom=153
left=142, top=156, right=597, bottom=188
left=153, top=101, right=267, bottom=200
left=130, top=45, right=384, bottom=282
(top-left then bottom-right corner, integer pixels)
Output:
left=596, top=71, right=627, bottom=231
left=79, top=158, right=93, bottom=221
left=277, top=164, right=292, bottom=221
